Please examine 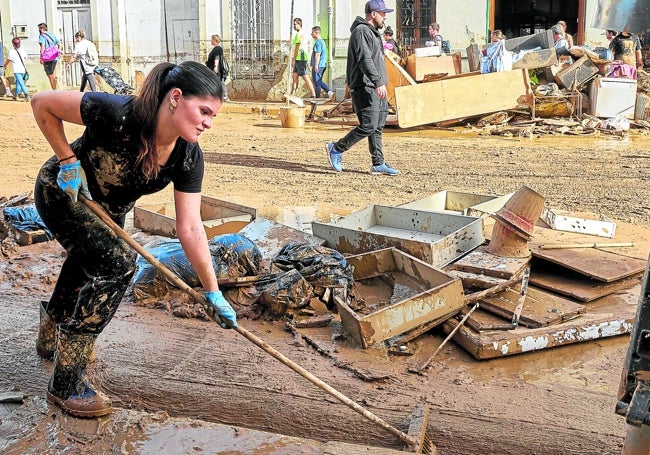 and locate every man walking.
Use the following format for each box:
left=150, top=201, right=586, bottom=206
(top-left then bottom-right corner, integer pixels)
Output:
left=311, top=26, right=333, bottom=98
left=325, top=0, right=399, bottom=176
left=290, top=18, right=316, bottom=97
